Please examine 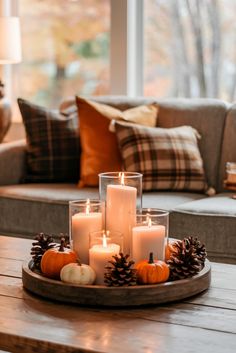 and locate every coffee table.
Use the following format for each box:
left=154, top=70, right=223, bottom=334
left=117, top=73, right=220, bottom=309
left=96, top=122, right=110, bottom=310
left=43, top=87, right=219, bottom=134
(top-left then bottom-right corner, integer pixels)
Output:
left=0, top=235, right=236, bottom=353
